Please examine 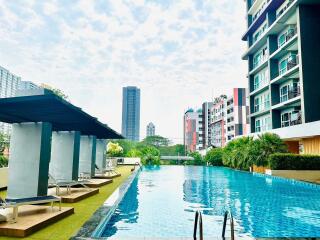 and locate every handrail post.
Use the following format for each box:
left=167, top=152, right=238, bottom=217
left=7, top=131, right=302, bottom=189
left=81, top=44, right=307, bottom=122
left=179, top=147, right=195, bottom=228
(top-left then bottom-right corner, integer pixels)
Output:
left=193, top=211, right=199, bottom=240
left=199, top=212, right=203, bottom=240
left=222, top=211, right=228, bottom=237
